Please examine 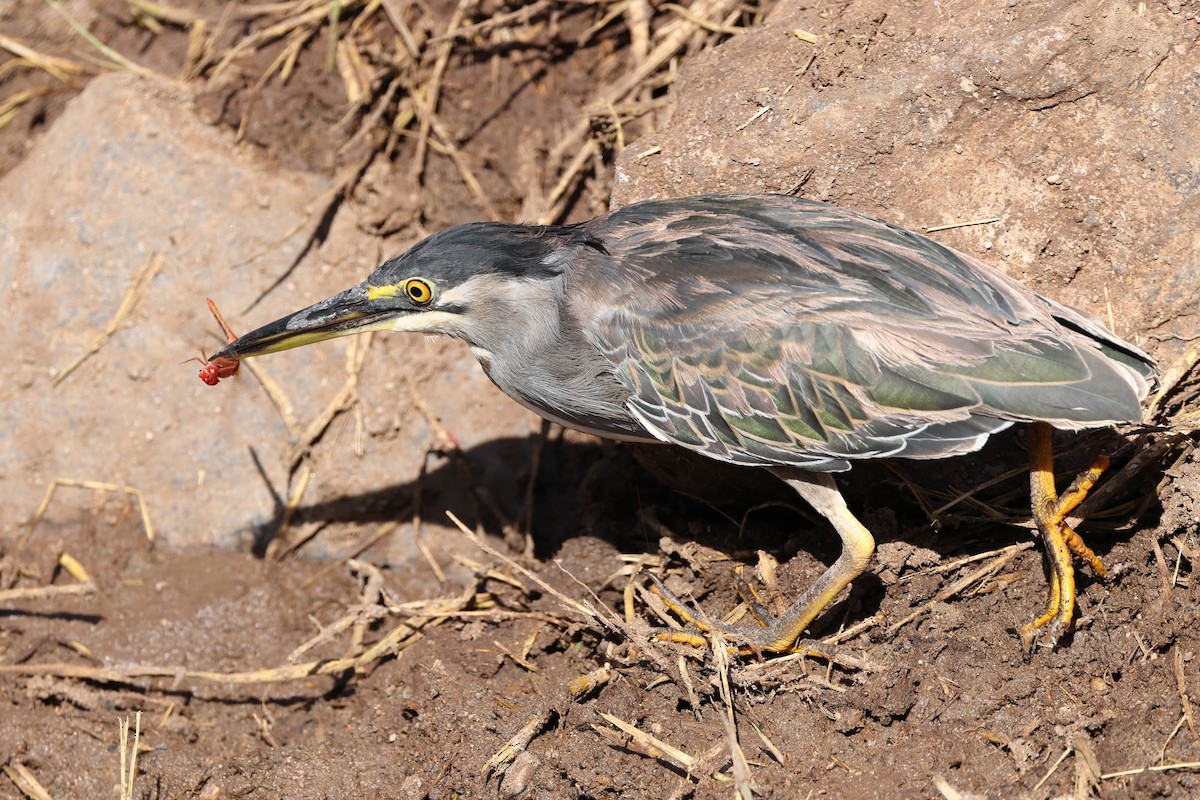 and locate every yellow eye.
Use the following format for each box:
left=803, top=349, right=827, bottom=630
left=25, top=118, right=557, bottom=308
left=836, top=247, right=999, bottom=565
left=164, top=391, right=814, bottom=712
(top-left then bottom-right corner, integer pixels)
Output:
left=404, top=278, right=433, bottom=305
